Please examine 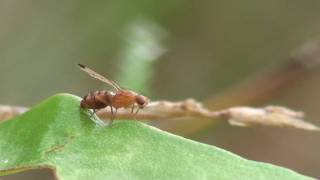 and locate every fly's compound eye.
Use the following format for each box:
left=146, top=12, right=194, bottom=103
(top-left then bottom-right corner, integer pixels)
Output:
left=136, top=95, right=149, bottom=108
